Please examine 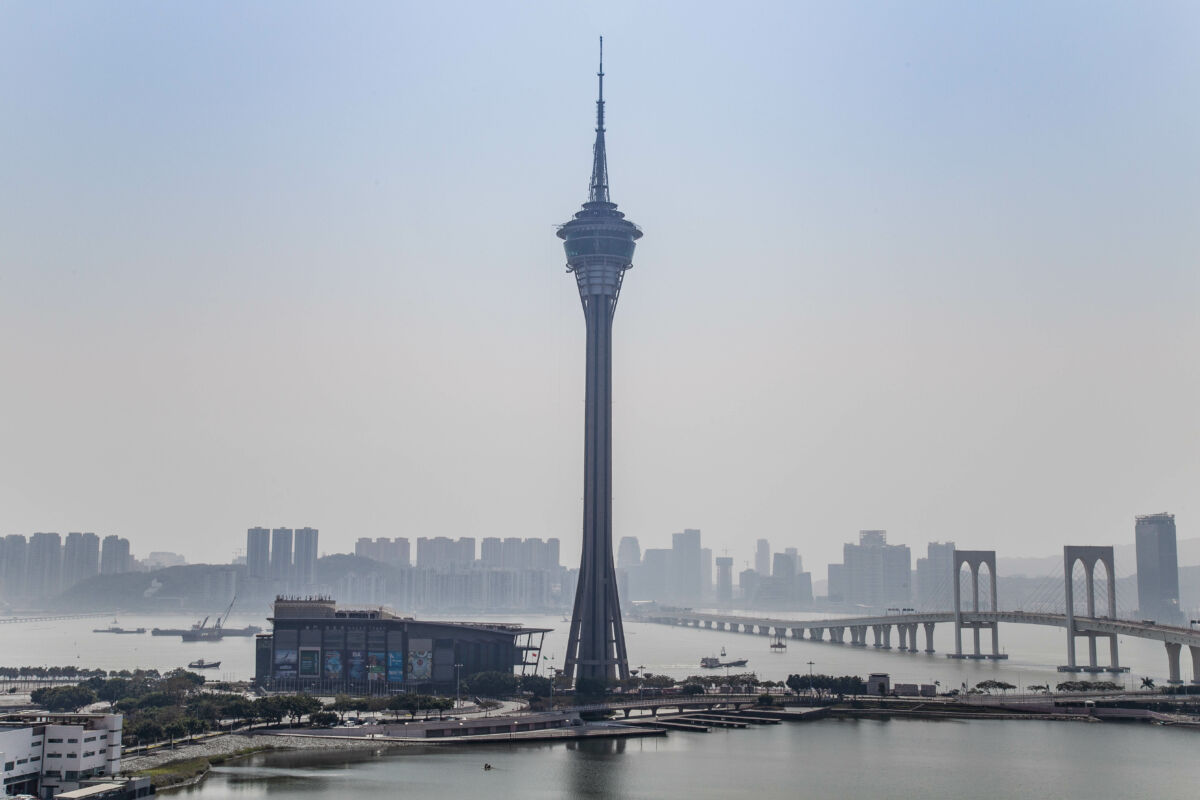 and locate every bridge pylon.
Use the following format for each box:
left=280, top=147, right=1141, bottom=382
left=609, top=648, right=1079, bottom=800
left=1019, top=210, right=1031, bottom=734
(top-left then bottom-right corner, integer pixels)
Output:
left=1059, top=545, right=1128, bottom=674
left=948, top=550, right=1007, bottom=660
